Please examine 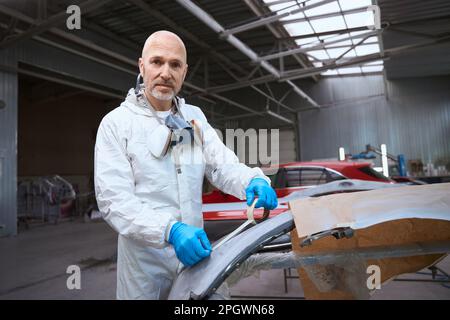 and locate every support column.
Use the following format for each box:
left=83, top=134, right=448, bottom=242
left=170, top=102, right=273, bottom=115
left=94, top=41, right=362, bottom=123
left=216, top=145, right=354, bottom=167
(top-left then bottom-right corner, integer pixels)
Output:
left=0, top=49, right=18, bottom=237
left=296, top=112, right=302, bottom=161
